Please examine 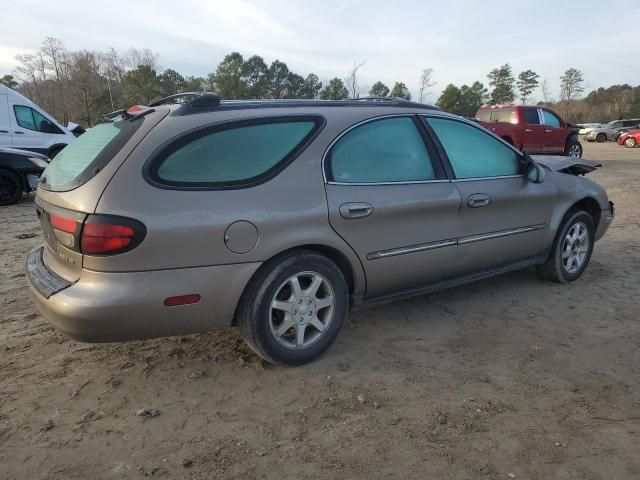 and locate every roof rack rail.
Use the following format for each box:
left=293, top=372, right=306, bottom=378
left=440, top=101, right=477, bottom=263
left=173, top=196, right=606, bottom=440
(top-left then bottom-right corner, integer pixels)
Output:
left=352, top=96, right=411, bottom=103
left=149, top=92, right=213, bottom=107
